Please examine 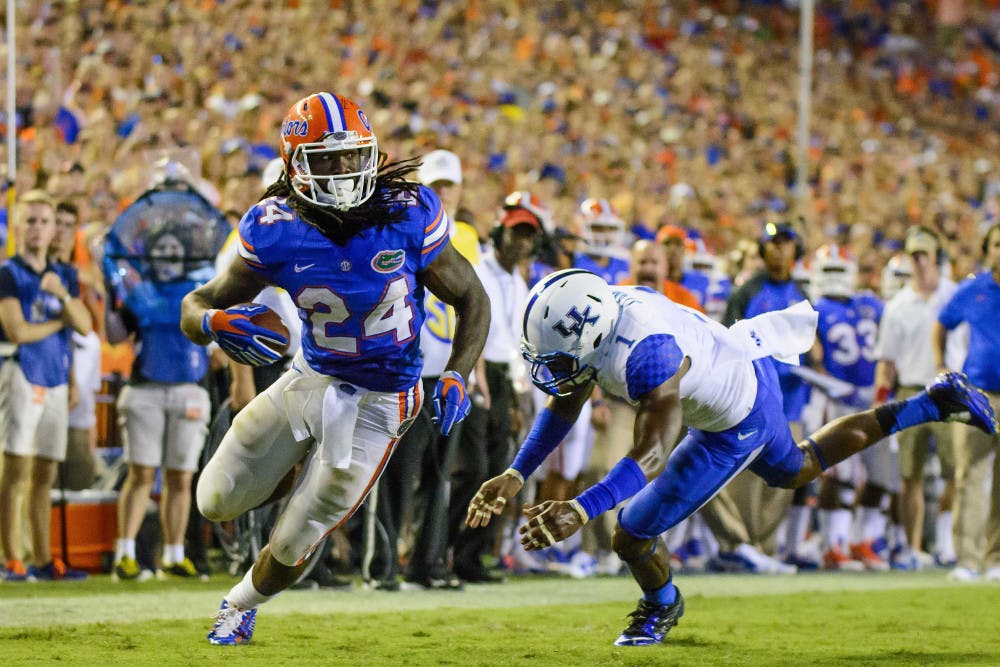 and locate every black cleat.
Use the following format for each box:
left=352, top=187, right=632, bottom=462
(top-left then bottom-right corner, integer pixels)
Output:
left=613, top=591, right=685, bottom=646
